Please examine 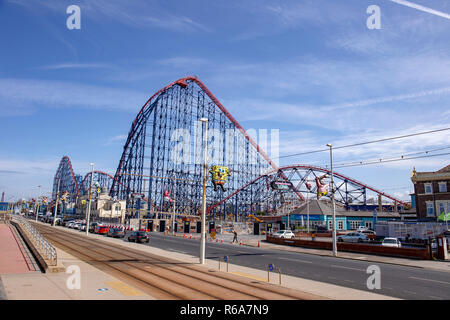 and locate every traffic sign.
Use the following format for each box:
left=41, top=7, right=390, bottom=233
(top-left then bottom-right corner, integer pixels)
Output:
left=224, top=256, right=228, bottom=262
left=269, top=264, right=274, bottom=271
